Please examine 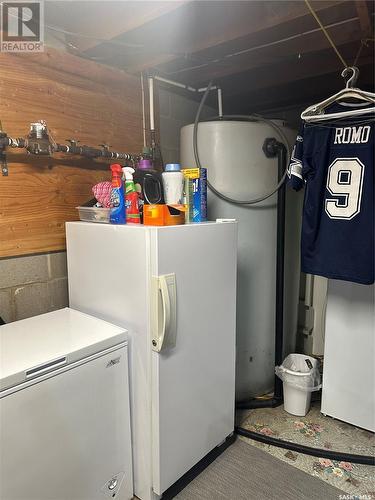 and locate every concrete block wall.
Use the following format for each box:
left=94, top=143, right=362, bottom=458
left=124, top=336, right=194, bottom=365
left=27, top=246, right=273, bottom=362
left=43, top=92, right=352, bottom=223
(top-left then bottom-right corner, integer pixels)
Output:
left=0, top=252, right=68, bottom=323
left=158, top=87, right=215, bottom=164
